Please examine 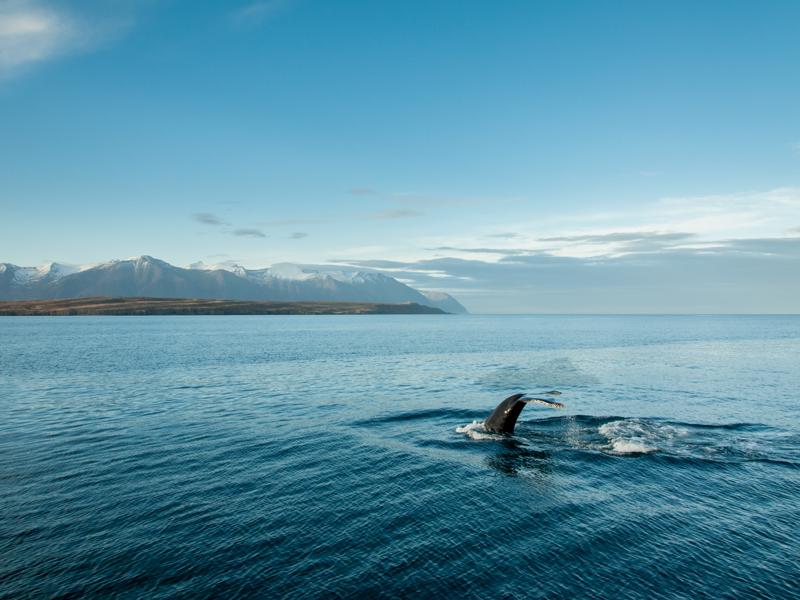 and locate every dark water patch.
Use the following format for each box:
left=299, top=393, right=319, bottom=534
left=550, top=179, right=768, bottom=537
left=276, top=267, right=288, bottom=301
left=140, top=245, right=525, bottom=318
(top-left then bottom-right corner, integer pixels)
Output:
left=662, top=419, right=776, bottom=431
left=522, top=413, right=627, bottom=427
left=354, top=407, right=487, bottom=426
left=414, top=438, right=476, bottom=451
left=169, top=383, right=226, bottom=390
